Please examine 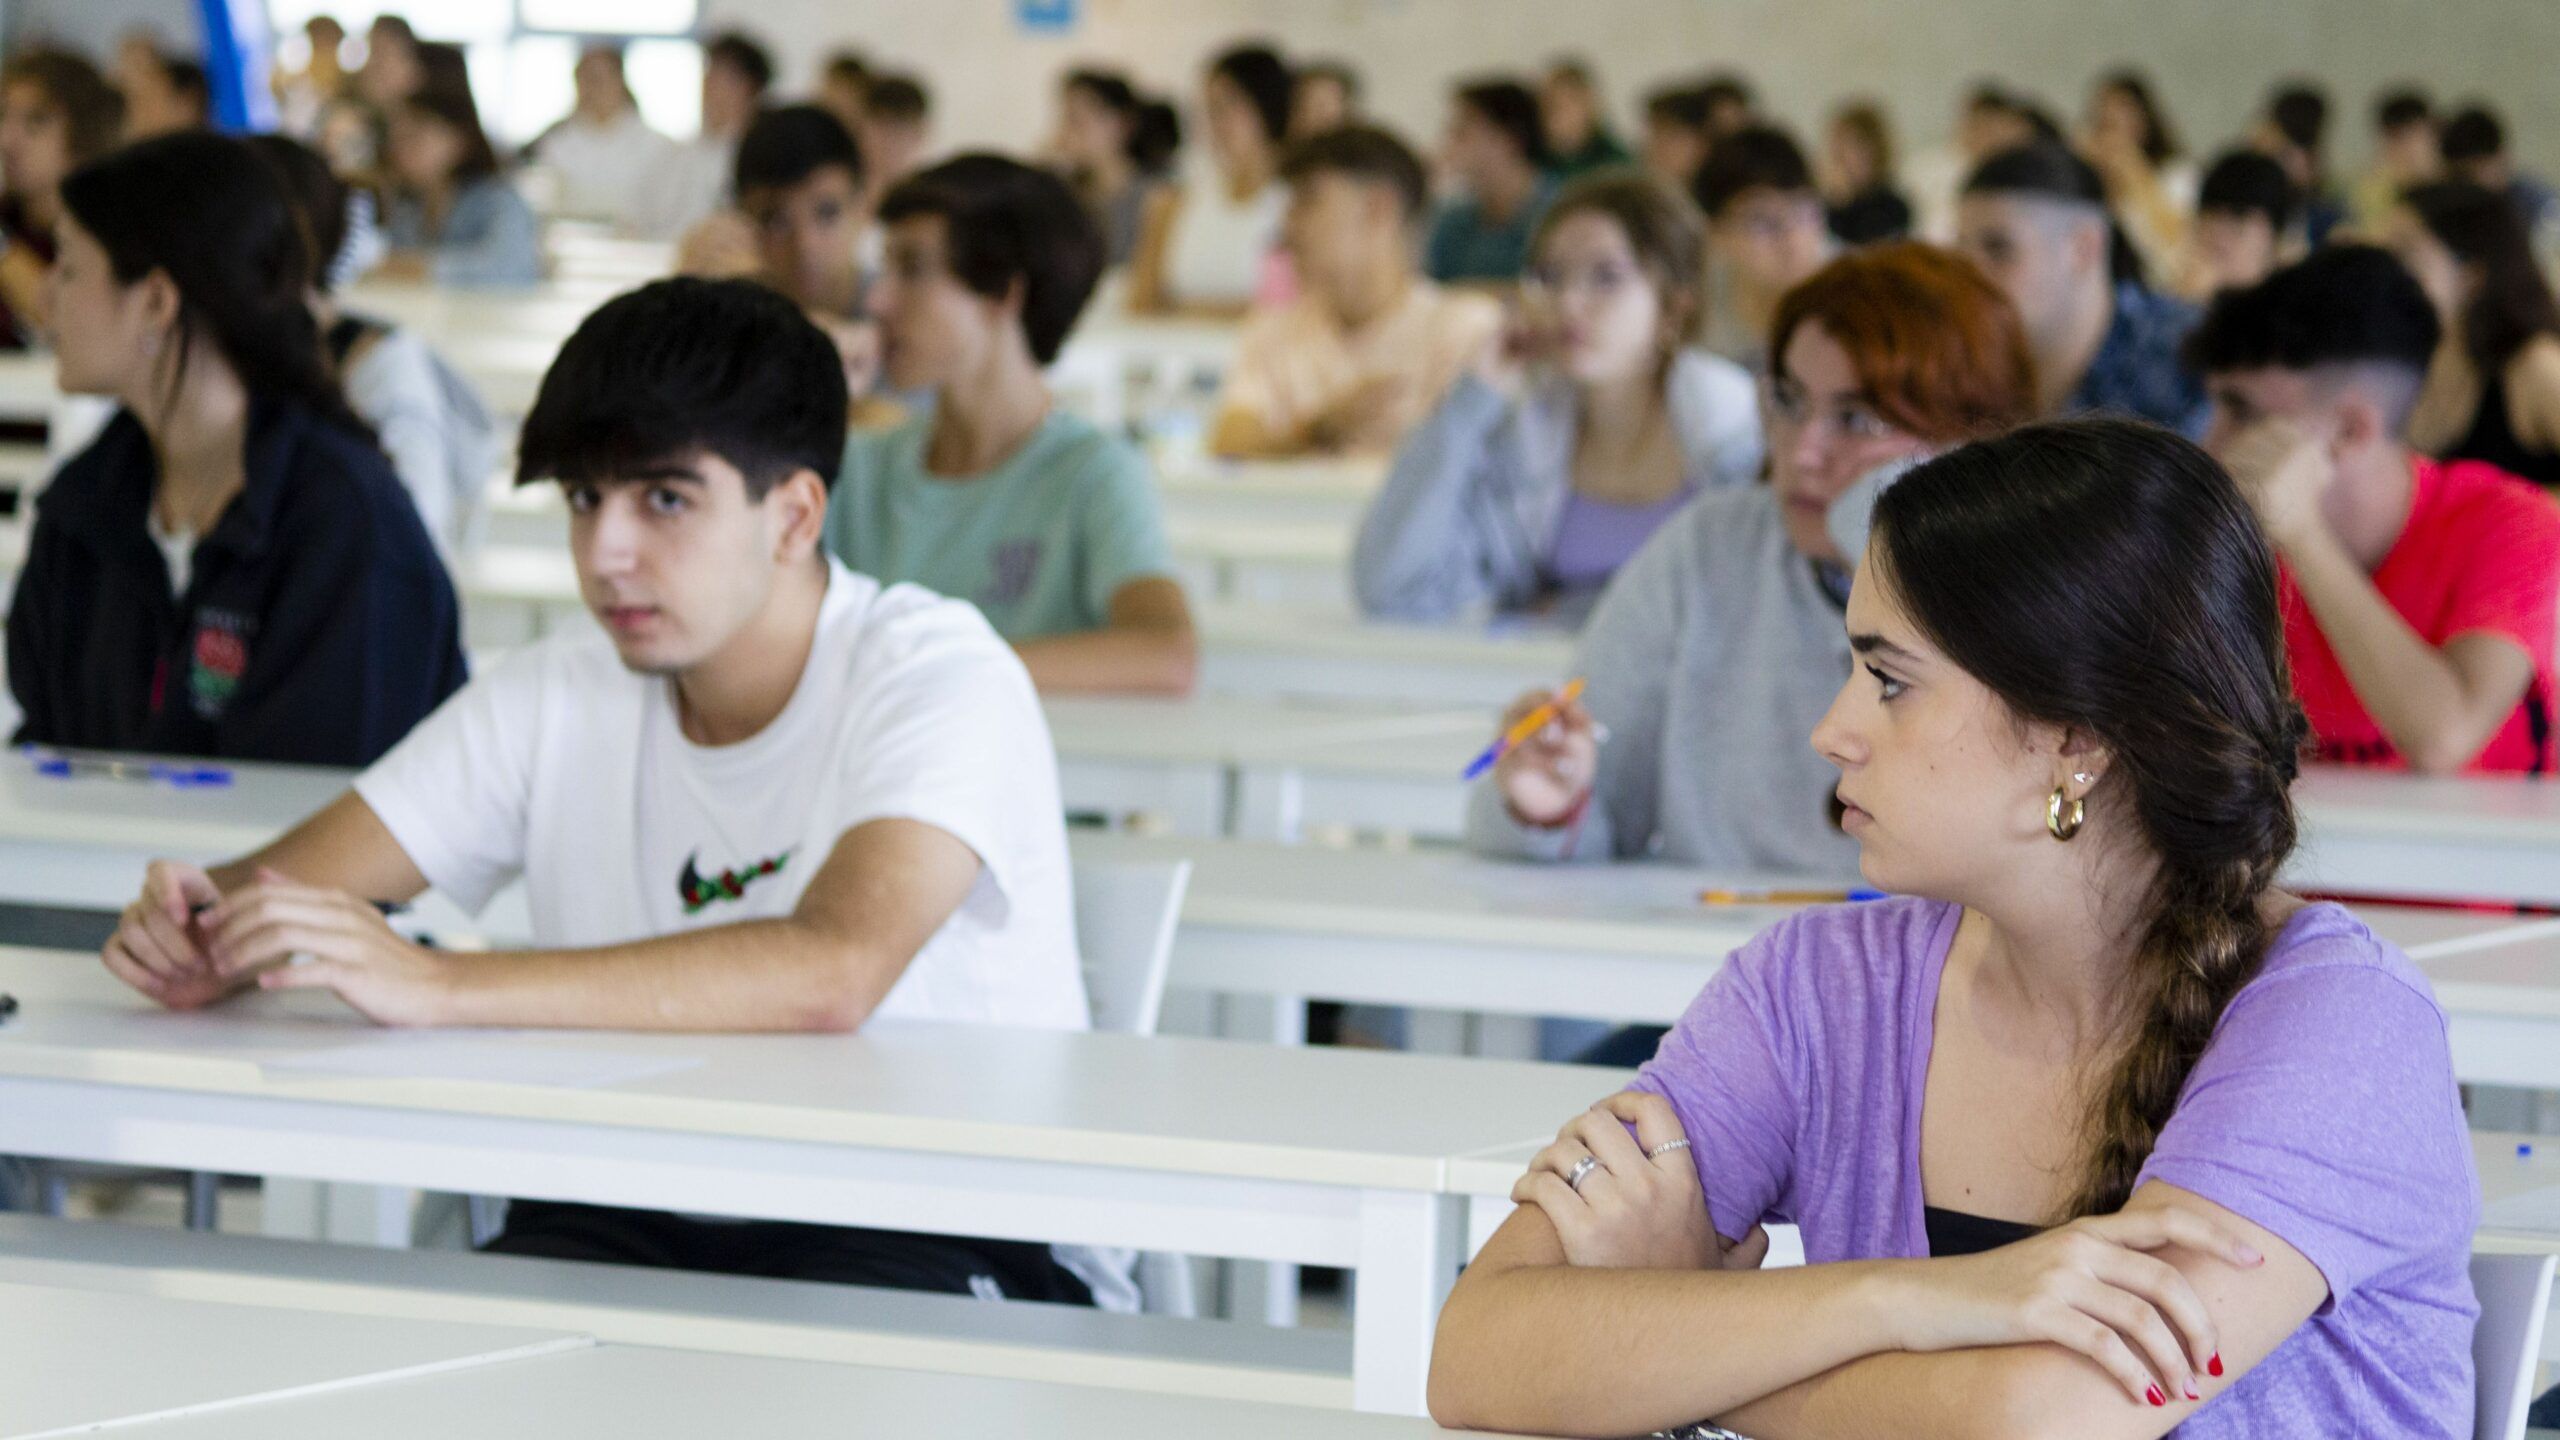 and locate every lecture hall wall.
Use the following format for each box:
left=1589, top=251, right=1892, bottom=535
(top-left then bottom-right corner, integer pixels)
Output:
left=2, top=0, right=2549, bottom=176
